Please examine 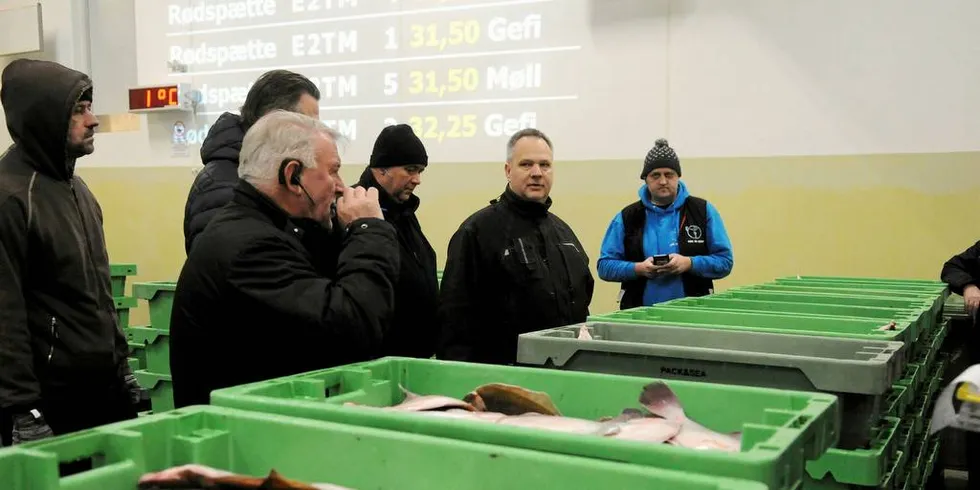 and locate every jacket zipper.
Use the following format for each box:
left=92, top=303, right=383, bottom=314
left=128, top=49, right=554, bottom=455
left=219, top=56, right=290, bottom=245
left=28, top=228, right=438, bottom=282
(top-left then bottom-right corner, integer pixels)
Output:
left=46, top=316, right=58, bottom=365
left=69, top=181, right=114, bottom=351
